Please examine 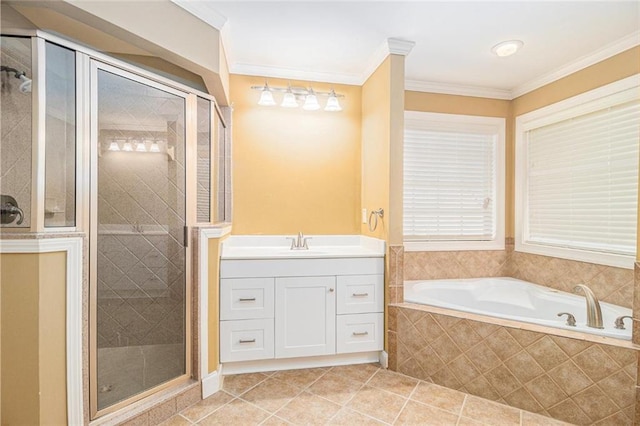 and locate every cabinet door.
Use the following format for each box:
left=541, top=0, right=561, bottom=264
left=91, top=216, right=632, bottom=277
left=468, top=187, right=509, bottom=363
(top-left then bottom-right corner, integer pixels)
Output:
left=275, top=276, right=336, bottom=358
